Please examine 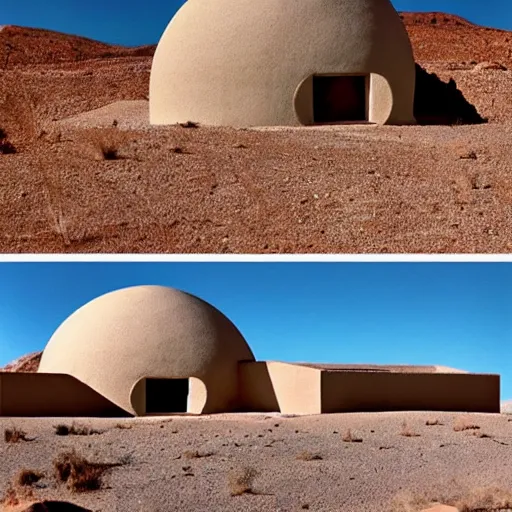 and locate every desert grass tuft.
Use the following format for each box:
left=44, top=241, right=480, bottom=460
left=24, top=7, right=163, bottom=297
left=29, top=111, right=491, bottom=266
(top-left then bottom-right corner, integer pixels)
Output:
left=53, top=450, right=121, bottom=493
left=80, top=128, right=129, bottom=161
left=453, top=417, right=480, bottom=432
left=400, top=421, right=420, bottom=437
left=4, top=427, right=30, bottom=443
left=228, top=467, right=258, bottom=496
left=296, top=451, right=323, bottom=461
left=115, top=422, right=133, bottom=430
left=16, top=469, right=44, bottom=487
left=392, top=485, right=512, bottom=512
left=1, top=484, right=20, bottom=507
left=54, top=423, right=101, bottom=436
left=342, top=429, right=363, bottom=443
left=179, top=120, right=199, bottom=128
